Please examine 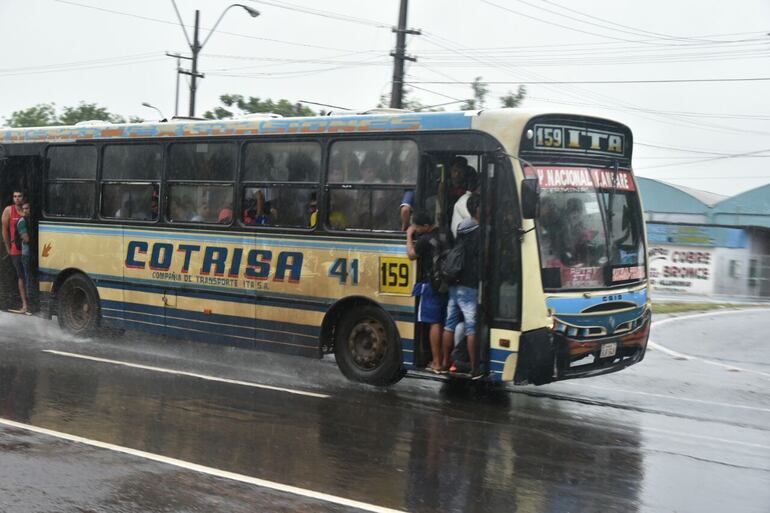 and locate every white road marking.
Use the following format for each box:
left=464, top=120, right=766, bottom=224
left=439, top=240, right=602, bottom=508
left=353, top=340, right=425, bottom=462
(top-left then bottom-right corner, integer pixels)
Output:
left=641, top=424, right=770, bottom=451
left=42, top=350, right=330, bottom=399
left=0, top=417, right=407, bottom=513
left=649, top=309, right=770, bottom=378
left=563, top=382, right=770, bottom=413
